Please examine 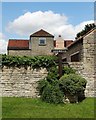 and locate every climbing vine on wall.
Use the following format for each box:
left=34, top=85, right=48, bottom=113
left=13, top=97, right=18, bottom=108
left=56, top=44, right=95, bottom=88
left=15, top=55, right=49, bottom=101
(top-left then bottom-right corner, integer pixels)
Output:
left=2, top=54, right=57, bottom=69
